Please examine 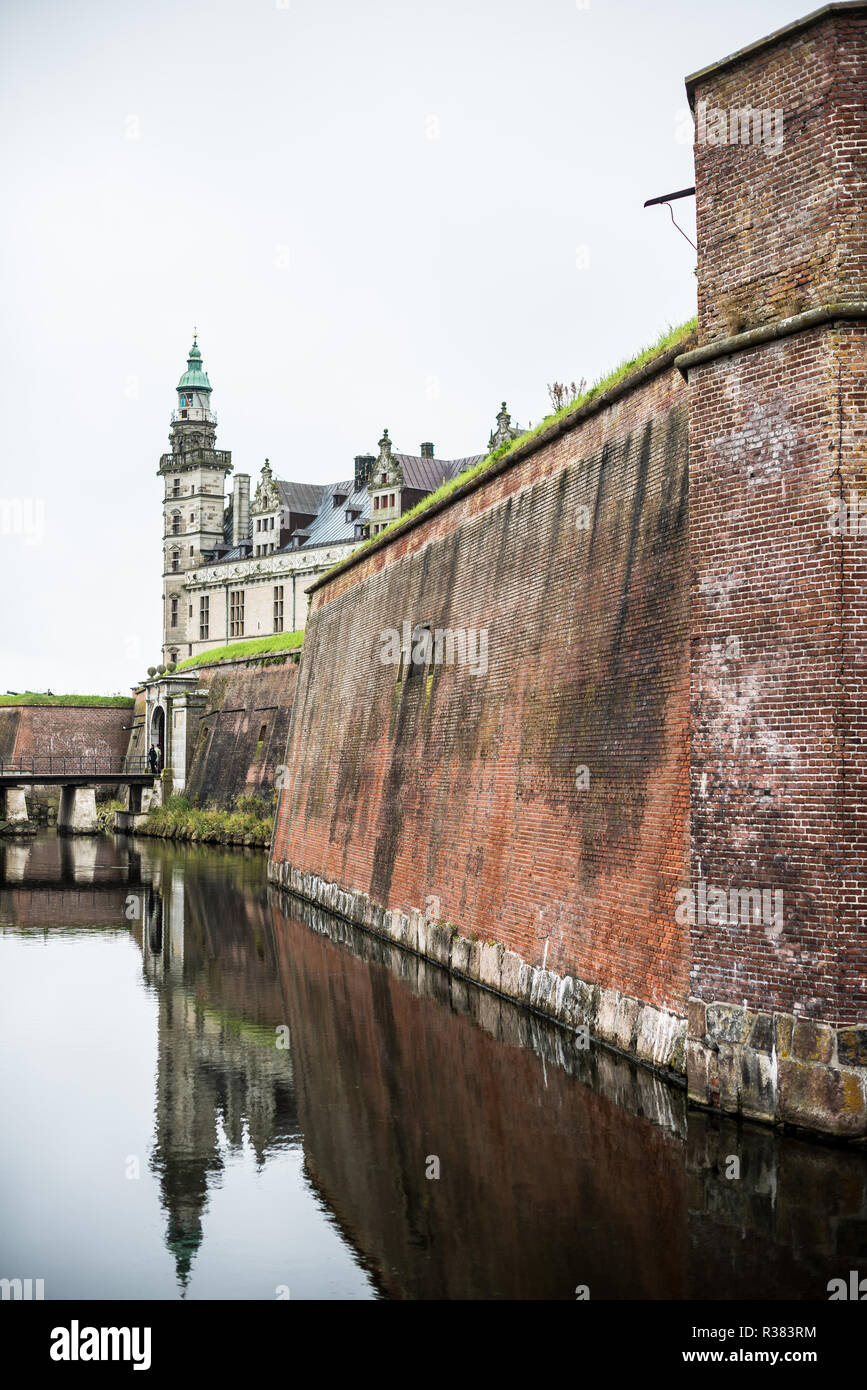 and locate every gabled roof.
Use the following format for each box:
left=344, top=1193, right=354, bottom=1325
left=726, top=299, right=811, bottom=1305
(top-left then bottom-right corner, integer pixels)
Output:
left=275, top=480, right=327, bottom=514
left=300, top=483, right=369, bottom=547
left=390, top=454, right=485, bottom=493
